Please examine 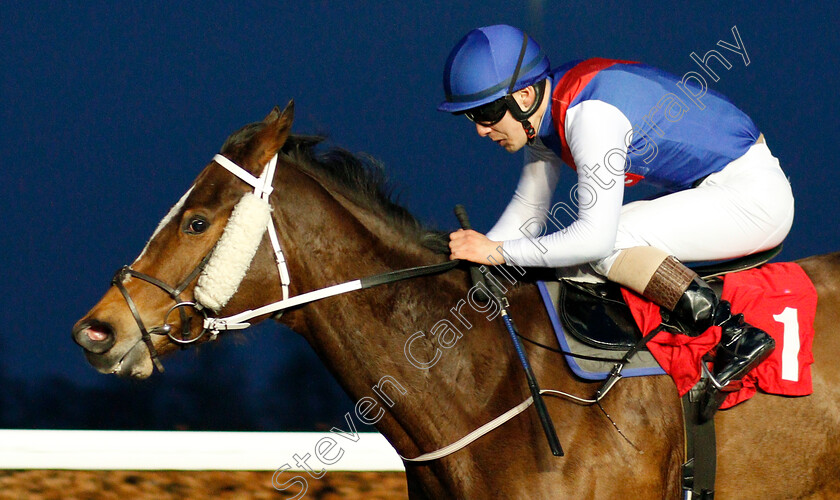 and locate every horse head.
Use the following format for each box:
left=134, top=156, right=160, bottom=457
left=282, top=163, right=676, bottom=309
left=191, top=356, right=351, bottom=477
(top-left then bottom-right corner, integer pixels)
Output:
left=72, top=103, right=295, bottom=378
